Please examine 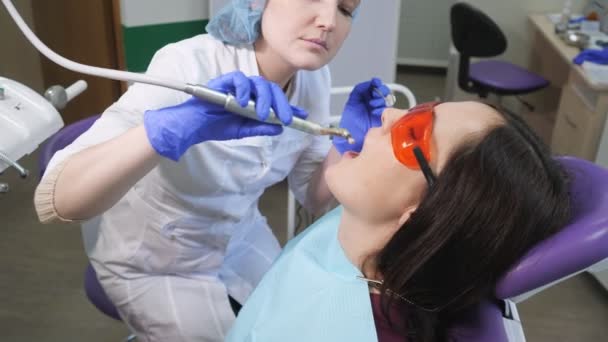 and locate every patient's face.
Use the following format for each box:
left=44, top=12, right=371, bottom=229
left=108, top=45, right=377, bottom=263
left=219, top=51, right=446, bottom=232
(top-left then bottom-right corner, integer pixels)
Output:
left=326, top=102, right=504, bottom=224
